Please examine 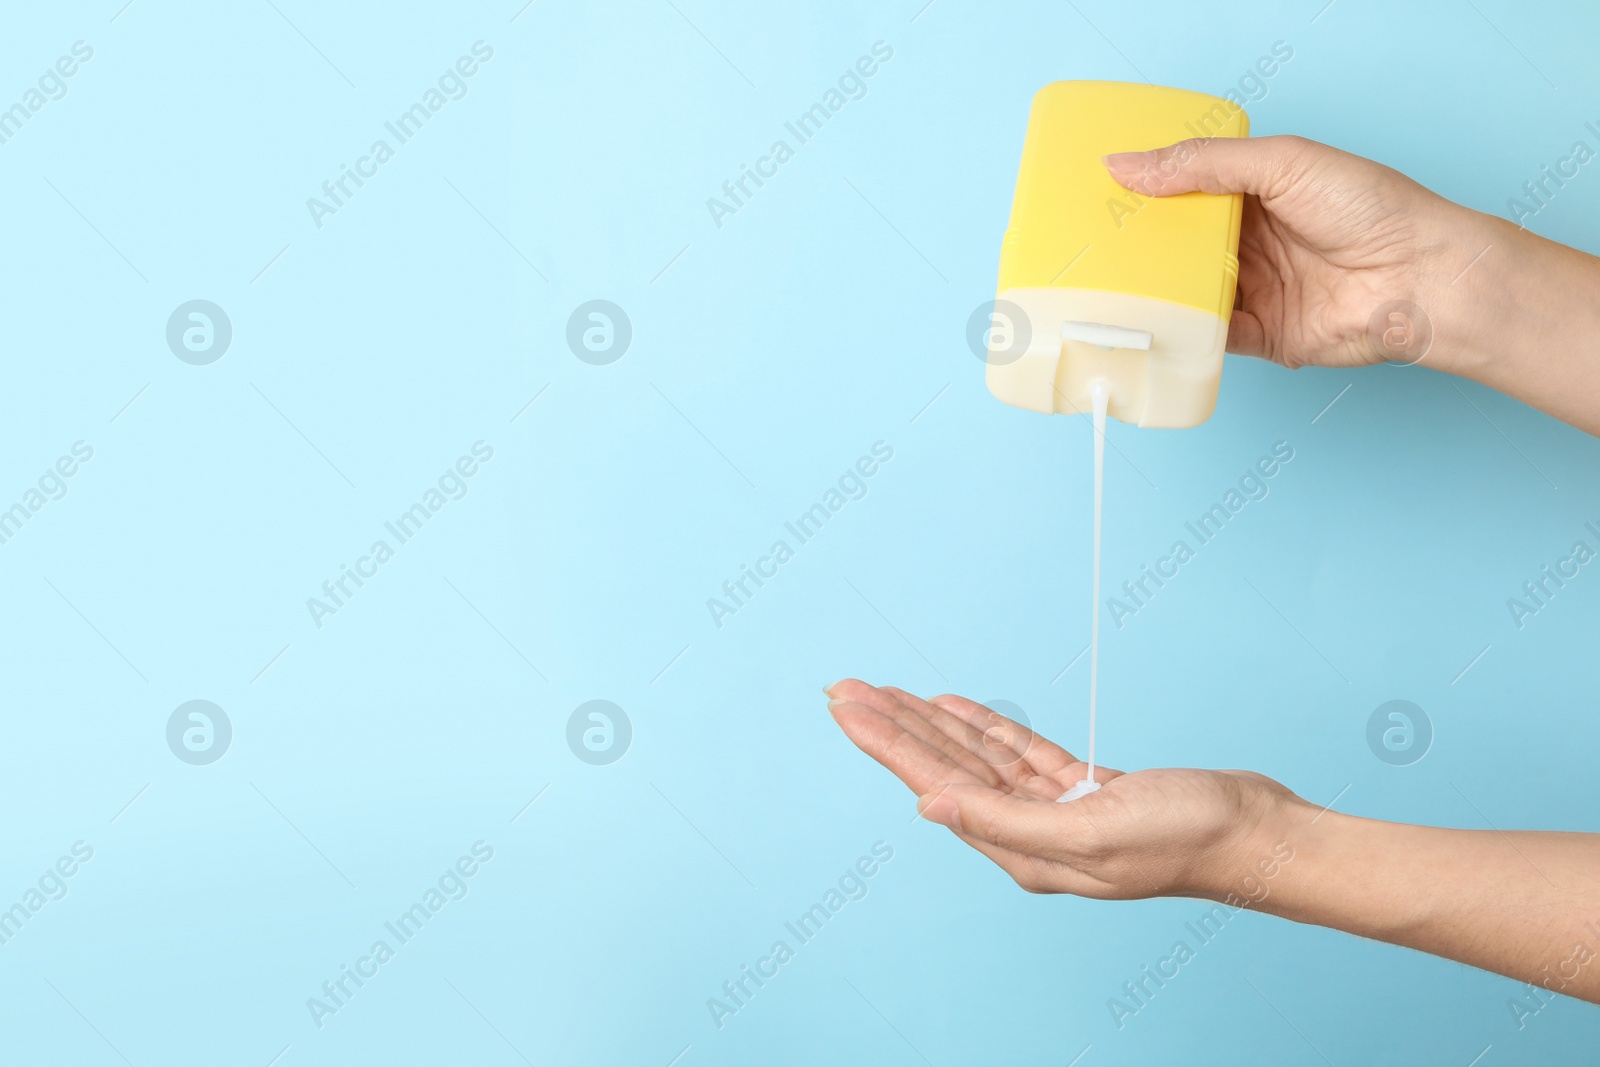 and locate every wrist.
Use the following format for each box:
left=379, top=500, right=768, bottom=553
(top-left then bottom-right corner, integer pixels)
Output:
left=1409, top=204, right=1513, bottom=379
left=1186, top=780, right=1314, bottom=905
left=1220, top=800, right=1441, bottom=943
left=1416, top=204, right=1600, bottom=387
